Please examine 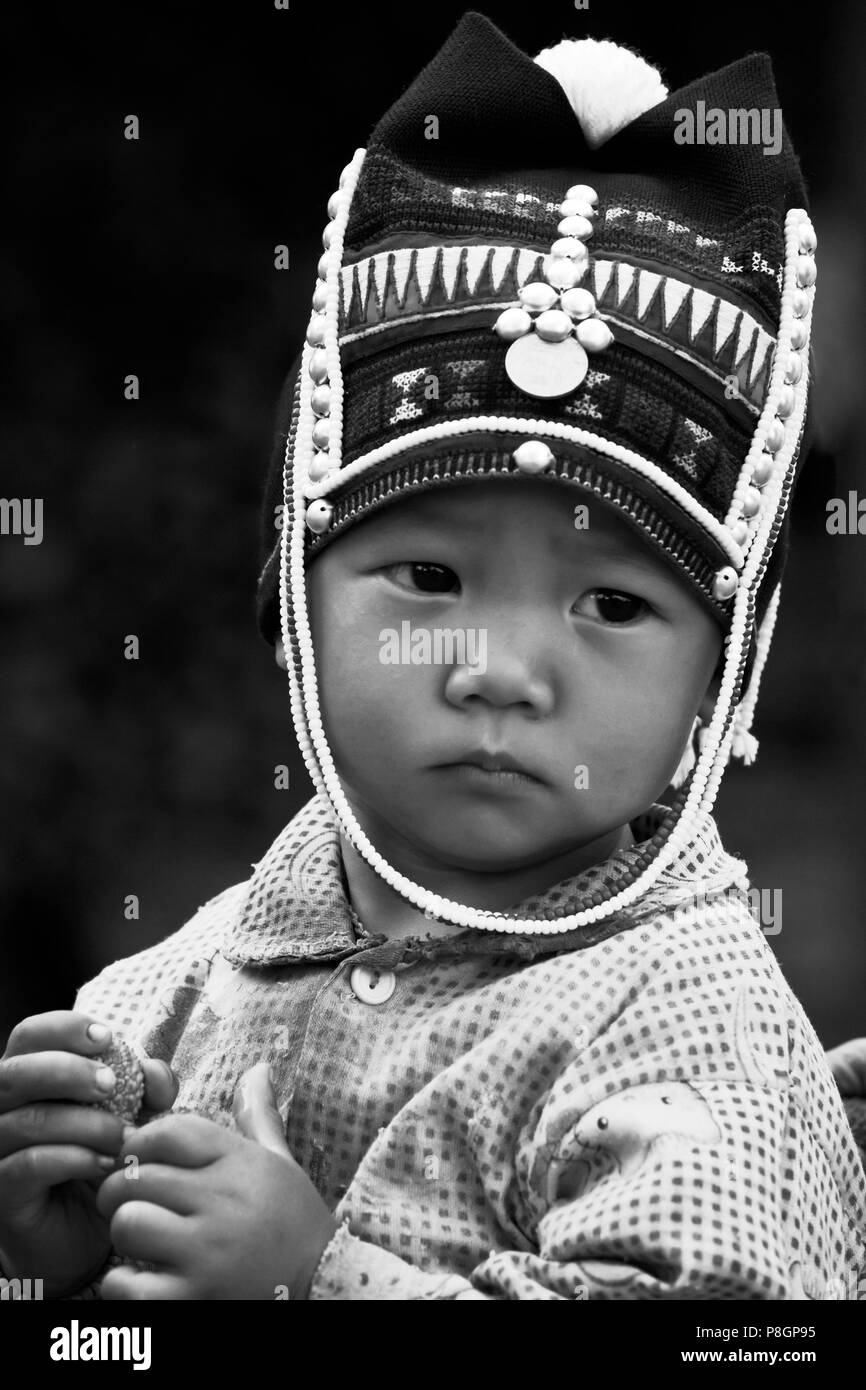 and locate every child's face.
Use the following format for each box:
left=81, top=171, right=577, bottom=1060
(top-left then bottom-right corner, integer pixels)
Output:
left=303, top=478, right=722, bottom=875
